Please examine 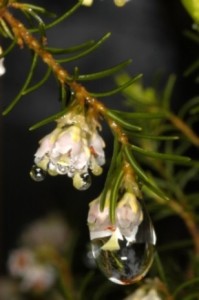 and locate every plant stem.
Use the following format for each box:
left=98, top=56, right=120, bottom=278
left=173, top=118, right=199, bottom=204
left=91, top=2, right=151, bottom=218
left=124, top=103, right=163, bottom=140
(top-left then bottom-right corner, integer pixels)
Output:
left=167, top=112, right=199, bottom=147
